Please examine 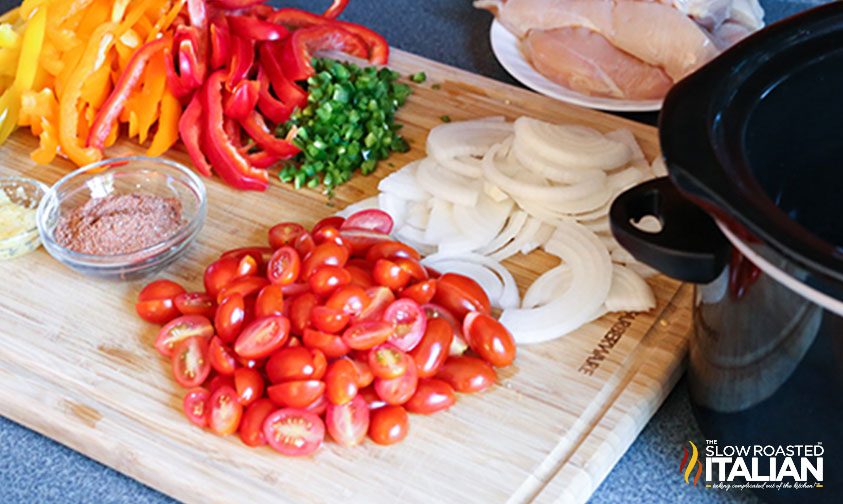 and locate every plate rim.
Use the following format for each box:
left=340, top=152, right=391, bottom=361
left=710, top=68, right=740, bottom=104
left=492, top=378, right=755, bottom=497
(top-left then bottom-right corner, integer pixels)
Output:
left=488, top=19, right=663, bottom=112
